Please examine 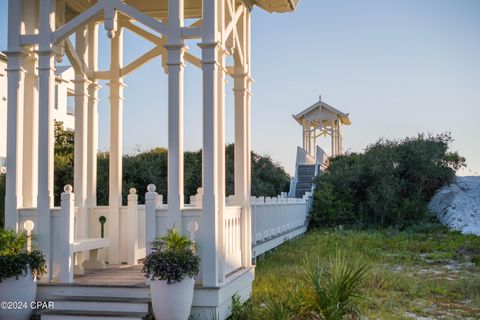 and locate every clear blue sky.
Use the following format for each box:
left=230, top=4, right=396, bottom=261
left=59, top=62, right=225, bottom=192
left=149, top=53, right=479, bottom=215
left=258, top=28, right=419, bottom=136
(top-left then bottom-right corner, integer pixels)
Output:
left=1, top=0, right=479, bottom=175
